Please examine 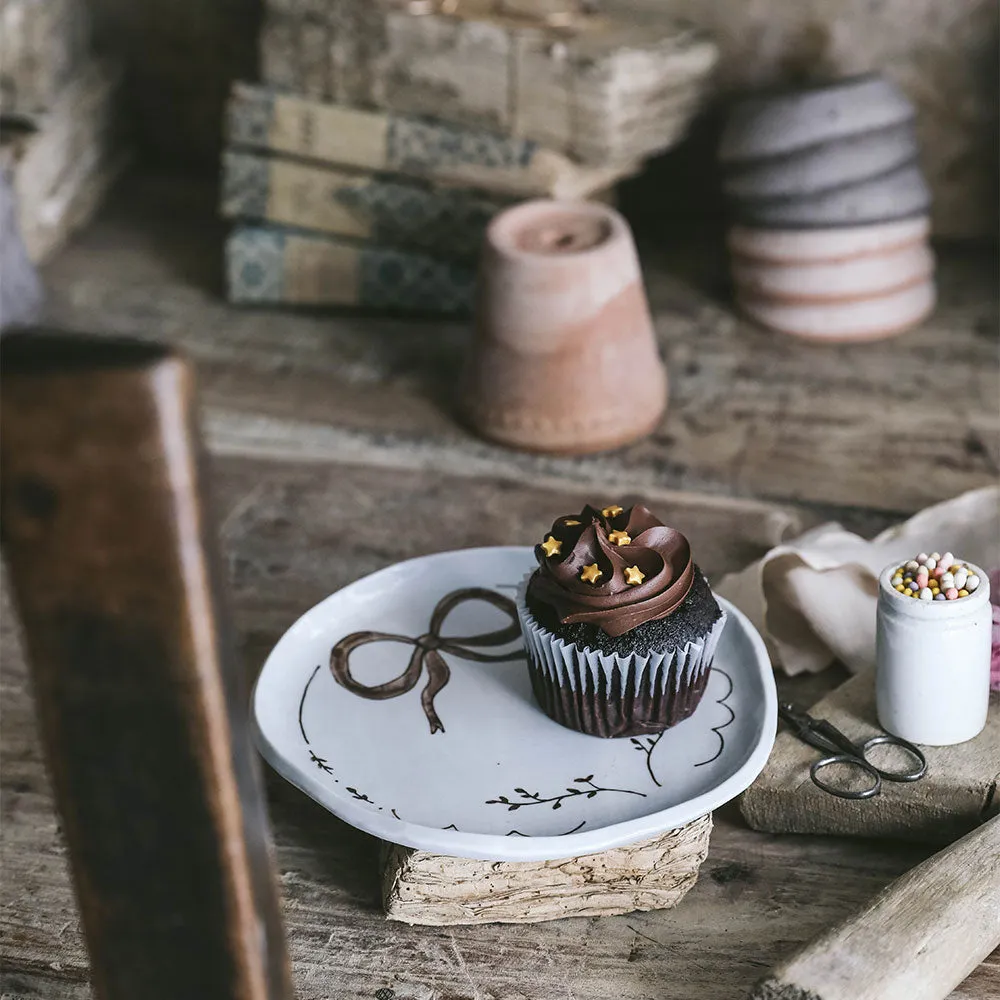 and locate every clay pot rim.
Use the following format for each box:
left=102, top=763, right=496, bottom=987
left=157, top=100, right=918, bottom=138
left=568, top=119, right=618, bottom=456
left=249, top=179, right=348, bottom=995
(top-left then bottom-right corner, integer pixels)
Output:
left=727, top=70, right=889, bottom=105
left=726, top=216, right=930, bottom=264
left=737, top=280, right=935, bottom=343
left=485, top=198, right=628, bottom=263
